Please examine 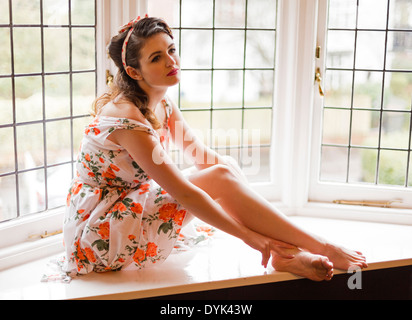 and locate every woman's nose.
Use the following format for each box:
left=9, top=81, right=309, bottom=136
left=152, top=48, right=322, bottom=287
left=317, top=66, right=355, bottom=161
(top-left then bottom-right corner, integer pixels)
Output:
left=166, top=54, right=177, bottom=66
